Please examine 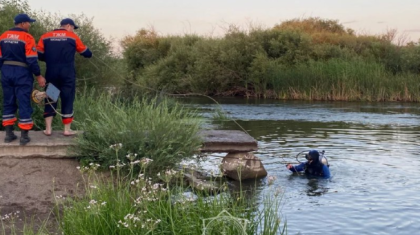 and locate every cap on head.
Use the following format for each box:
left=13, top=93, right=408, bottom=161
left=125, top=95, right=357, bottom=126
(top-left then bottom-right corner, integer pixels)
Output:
left=306, top=150, right=320, bottom=161
left=14, top=13, right=36, bottom=24
left=60, top=18, right=79, bottom=29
